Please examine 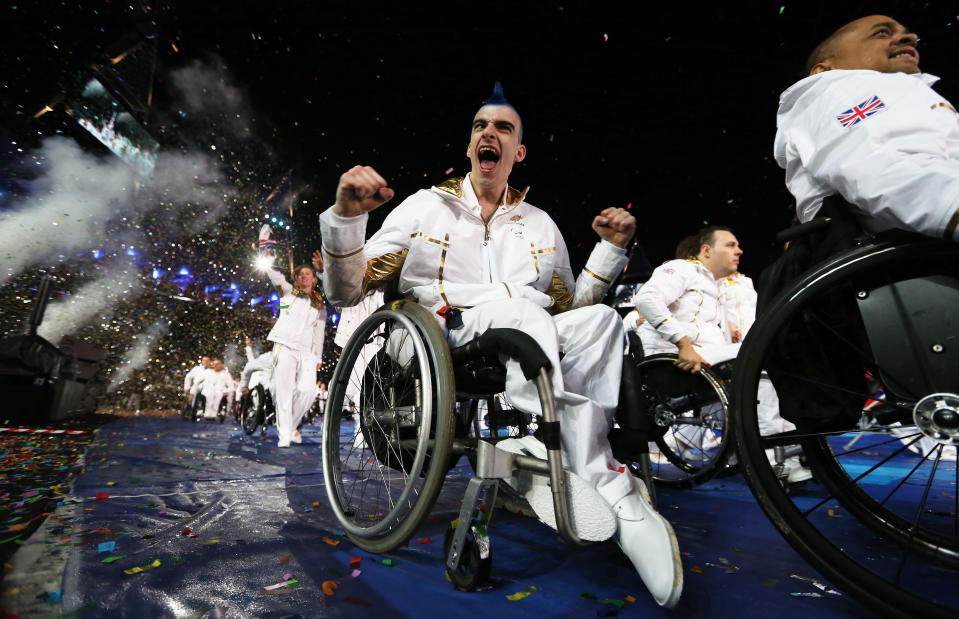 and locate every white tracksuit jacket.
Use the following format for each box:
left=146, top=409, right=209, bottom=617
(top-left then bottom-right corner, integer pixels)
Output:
left=320, top=174, right=635, bottom=506
left=775, top=70, right=959, bottom=239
